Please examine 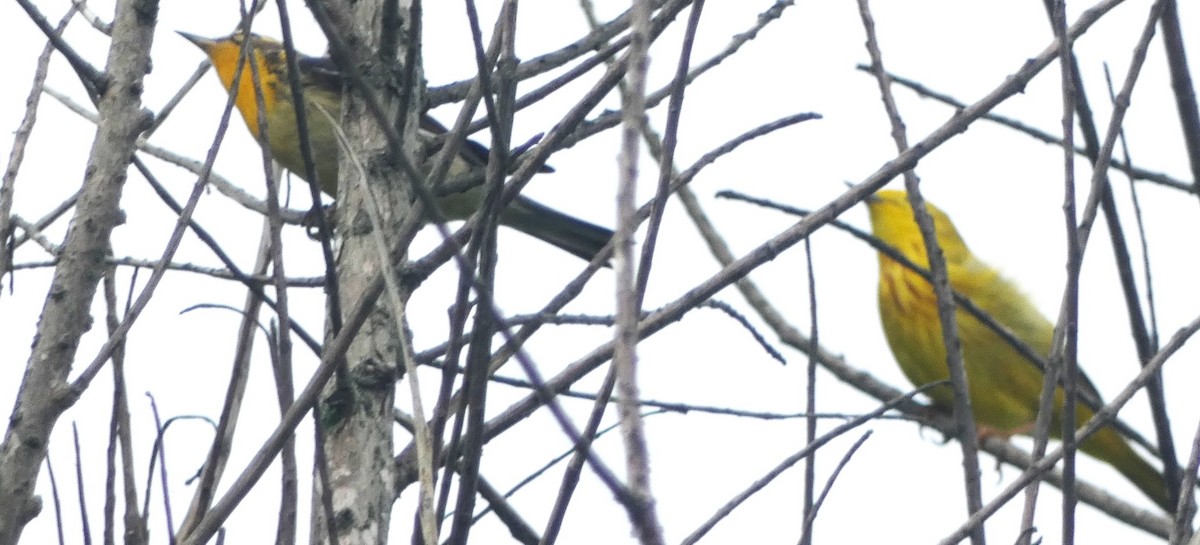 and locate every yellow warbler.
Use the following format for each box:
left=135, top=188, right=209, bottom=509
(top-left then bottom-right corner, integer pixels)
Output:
left=178, top=31, right=613, bottom=262
left=866, top=189, right=1168, bottom=510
